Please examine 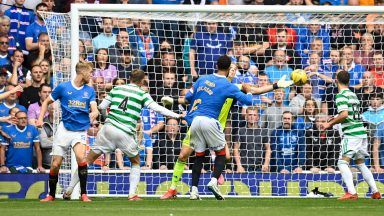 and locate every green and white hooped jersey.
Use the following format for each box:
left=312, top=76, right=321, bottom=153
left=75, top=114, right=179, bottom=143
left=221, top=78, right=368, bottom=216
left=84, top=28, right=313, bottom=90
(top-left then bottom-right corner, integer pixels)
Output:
left=105, top=84, right=154, bottom=135
left=335, top=89, right=367, bottom=138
